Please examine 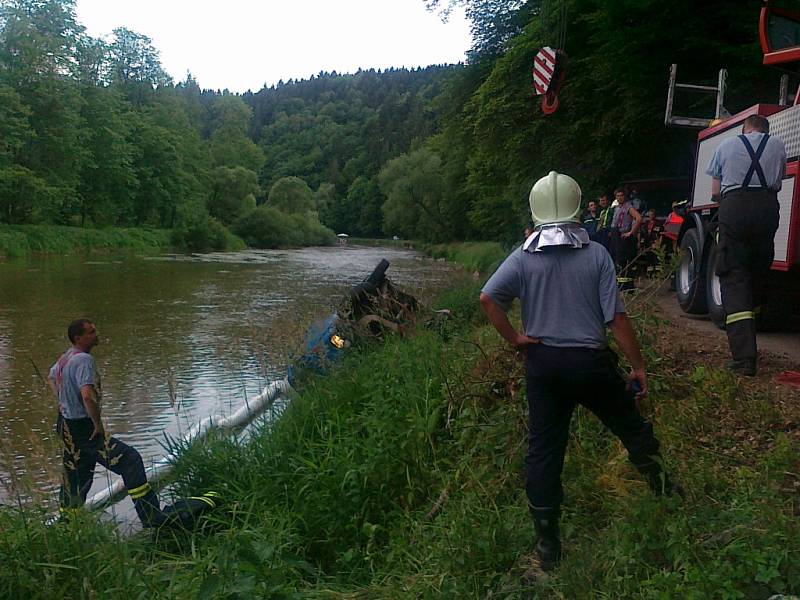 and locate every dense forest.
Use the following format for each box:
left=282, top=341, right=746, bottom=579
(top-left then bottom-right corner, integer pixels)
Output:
left=0, top=0, right=790, bottom=249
